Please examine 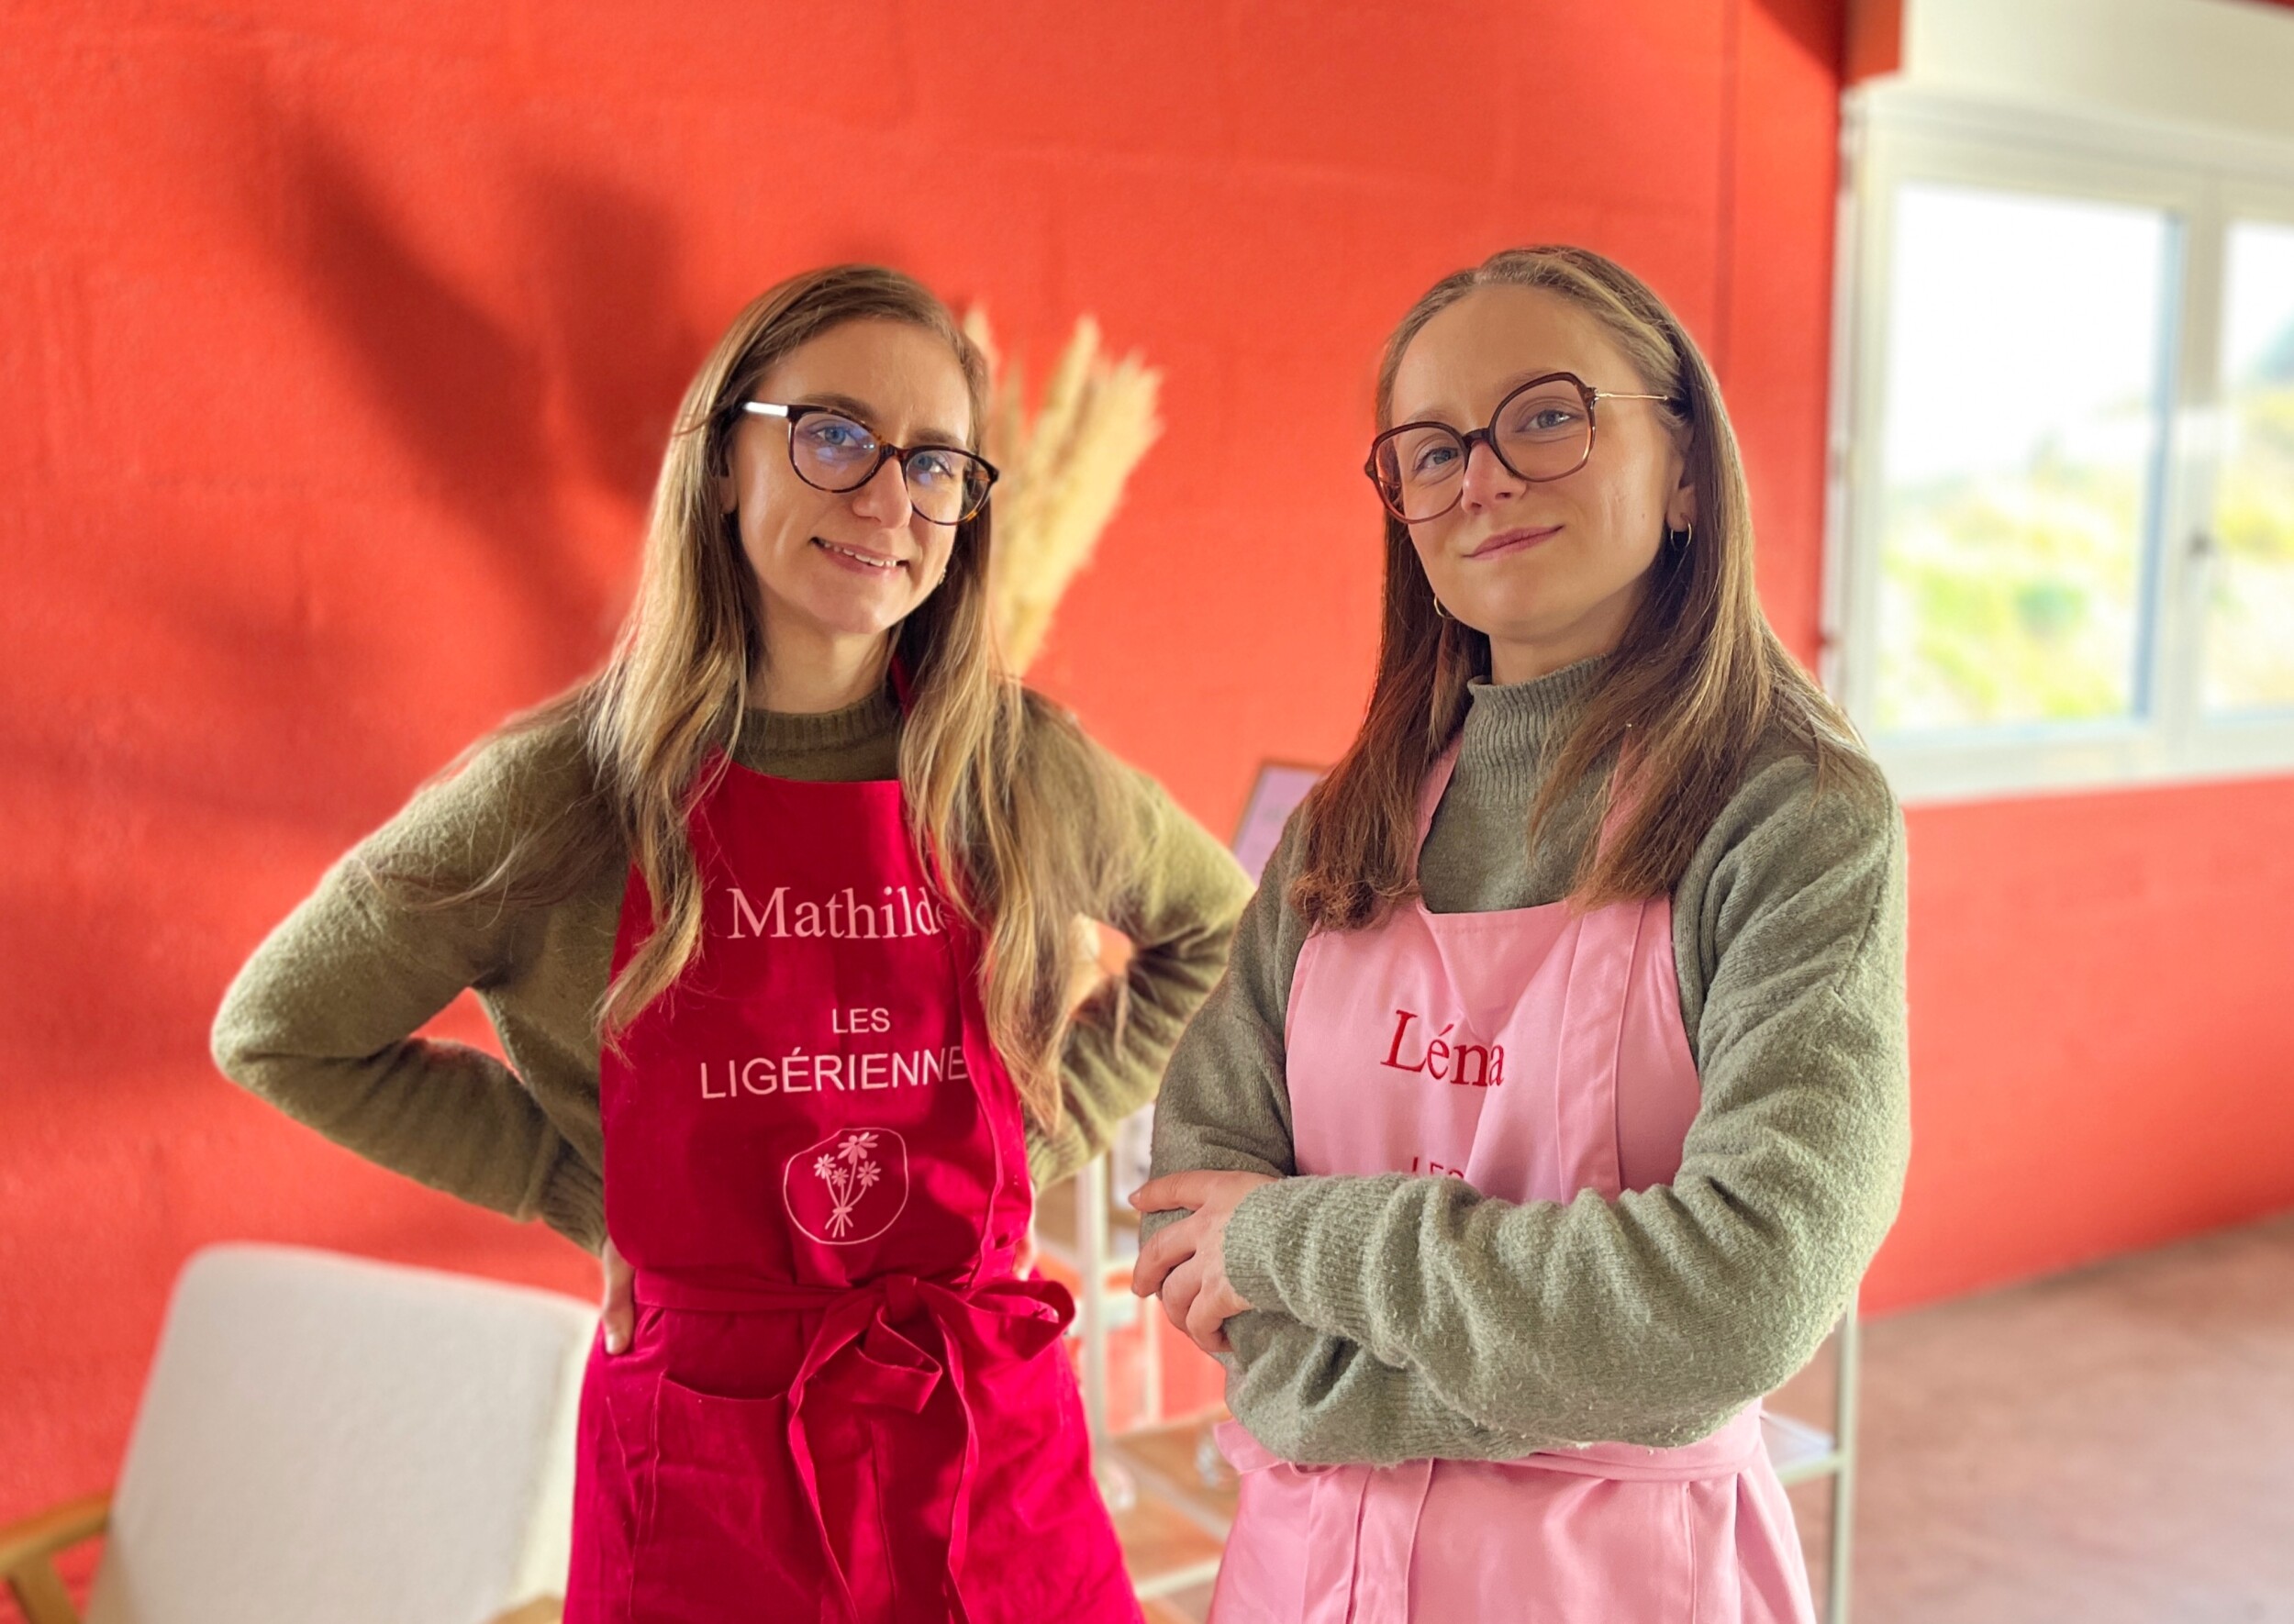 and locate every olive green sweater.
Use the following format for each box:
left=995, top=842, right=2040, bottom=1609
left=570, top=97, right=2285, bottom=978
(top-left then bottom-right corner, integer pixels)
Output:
left=1145, top=655, right=1911, bottom=1463
left=211, top=687, right=1253, bottom=1255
